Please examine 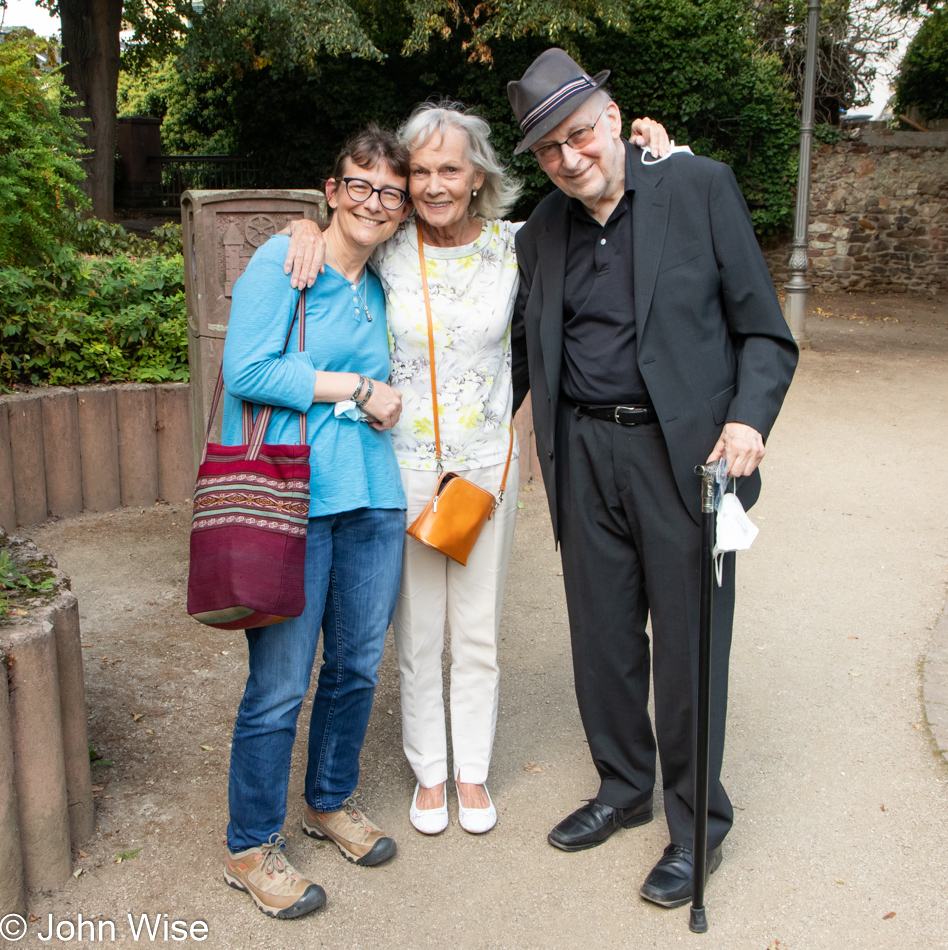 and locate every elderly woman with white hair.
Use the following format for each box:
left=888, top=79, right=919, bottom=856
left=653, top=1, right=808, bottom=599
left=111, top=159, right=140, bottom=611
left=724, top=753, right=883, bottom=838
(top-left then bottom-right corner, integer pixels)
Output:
left=285, top=101, right=669, bottom=836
